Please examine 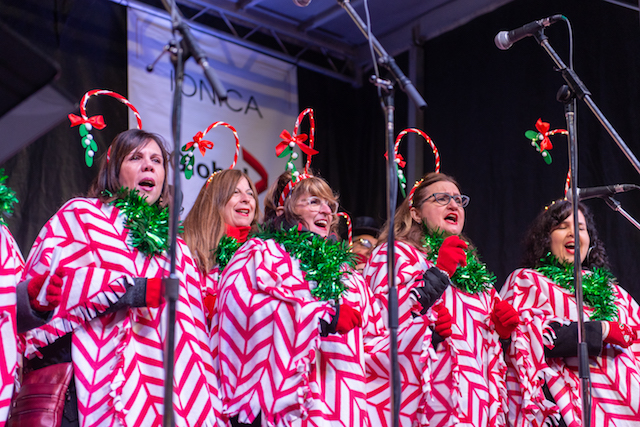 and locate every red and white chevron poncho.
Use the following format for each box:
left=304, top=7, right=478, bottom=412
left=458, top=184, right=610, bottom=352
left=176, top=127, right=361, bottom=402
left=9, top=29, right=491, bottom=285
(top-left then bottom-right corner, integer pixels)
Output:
left=0, top=225, right=24, bottom=427
left=363, top=241, right=507, bottom=427
left=216, top=236, right=380, bottom=427
left=21, top=198, right=222, bottom=427
left=500, top=268, right=640, bottom=427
